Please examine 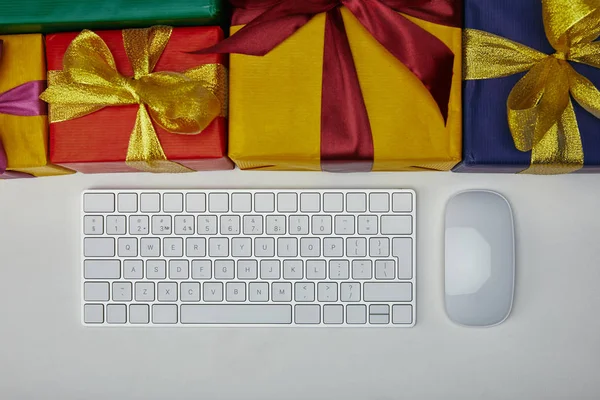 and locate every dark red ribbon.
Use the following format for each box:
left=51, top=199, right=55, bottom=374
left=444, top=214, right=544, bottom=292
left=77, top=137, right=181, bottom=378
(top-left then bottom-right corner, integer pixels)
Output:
left=203, top=0, right=461, bottom=171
